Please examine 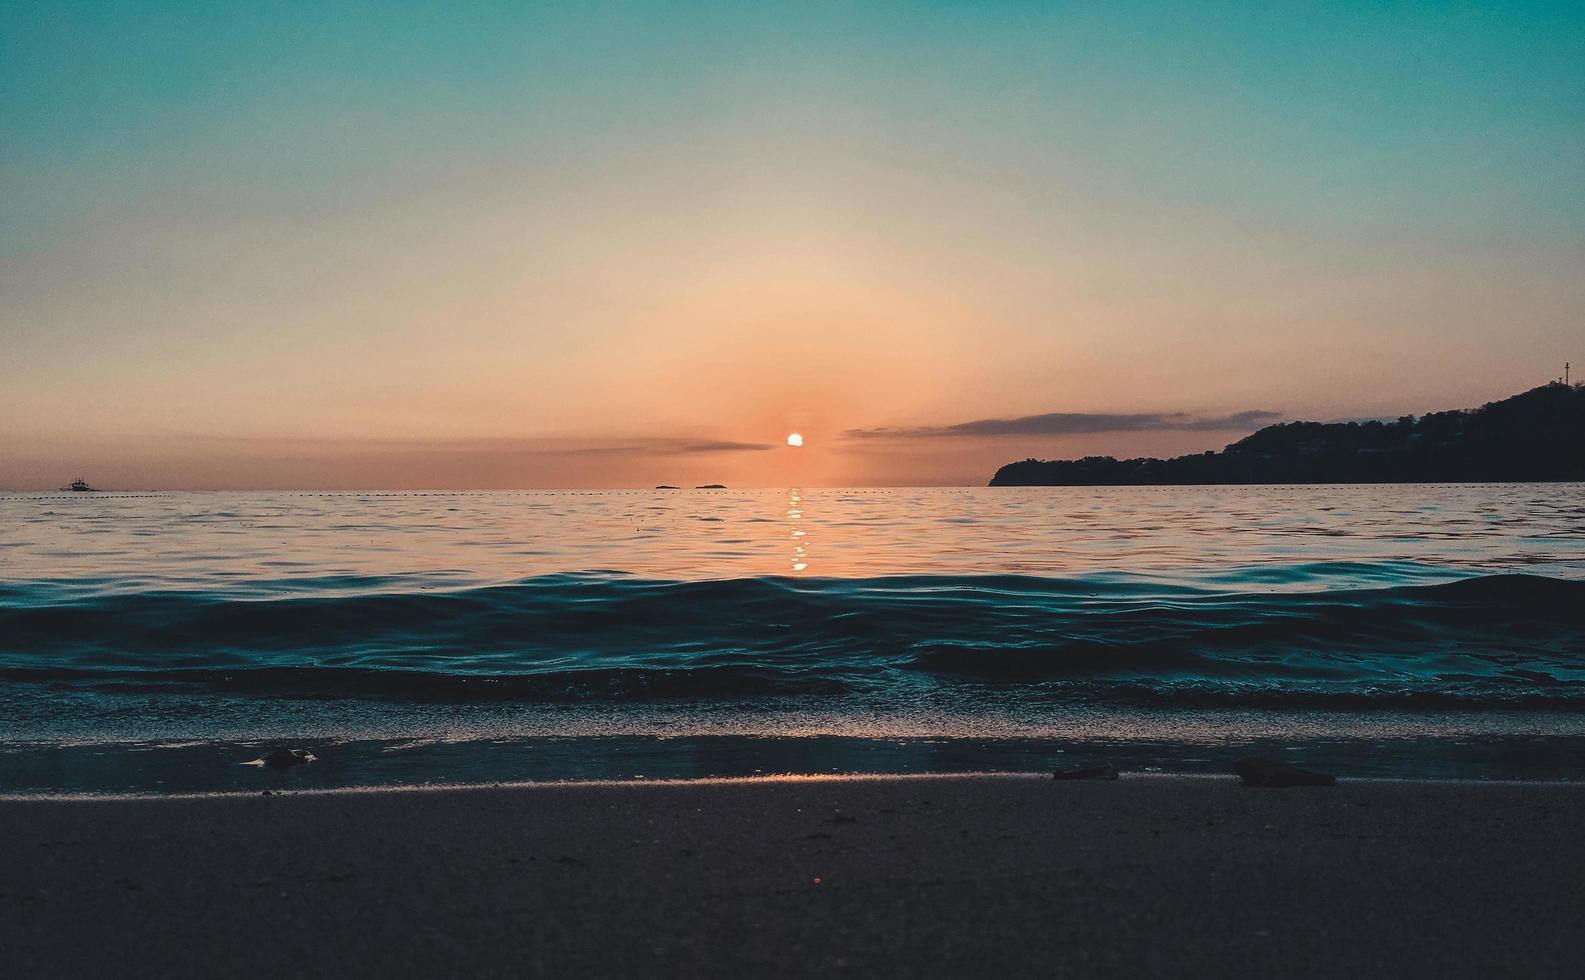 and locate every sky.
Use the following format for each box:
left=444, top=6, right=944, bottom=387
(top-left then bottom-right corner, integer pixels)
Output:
left=2, top=1, right=1582, bottom=489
